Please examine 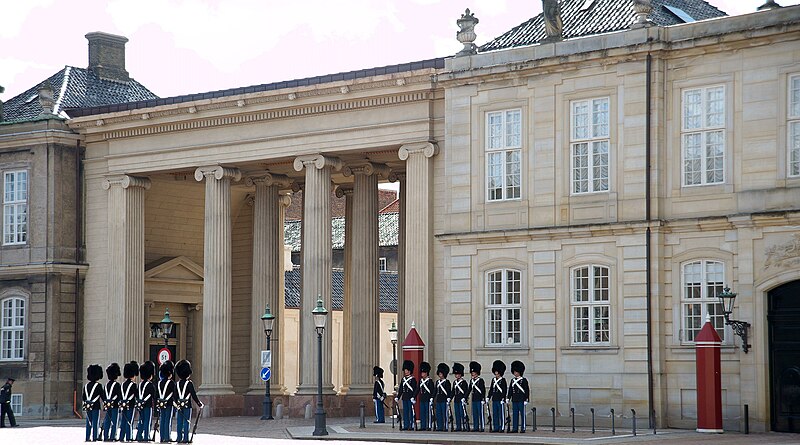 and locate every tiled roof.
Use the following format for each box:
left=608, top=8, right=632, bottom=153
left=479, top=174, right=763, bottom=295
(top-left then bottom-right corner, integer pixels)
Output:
left=284, top=189, right=397, bottom=221
left=380, top=199, right=400, bottom=213
left=65, top=58, right=445, bottom=118
left=284, top=212, right=399, bottom=252
left=1, top=66, right=157, bottom=123
left=479, top=0, right=727, bottom=52
left=284, top=266, right=398, bottom=313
